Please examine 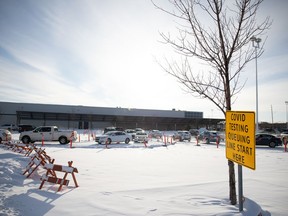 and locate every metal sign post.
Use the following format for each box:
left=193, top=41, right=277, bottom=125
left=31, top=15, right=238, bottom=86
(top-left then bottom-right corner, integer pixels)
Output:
left=238, top=164, right=243, bottom=211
